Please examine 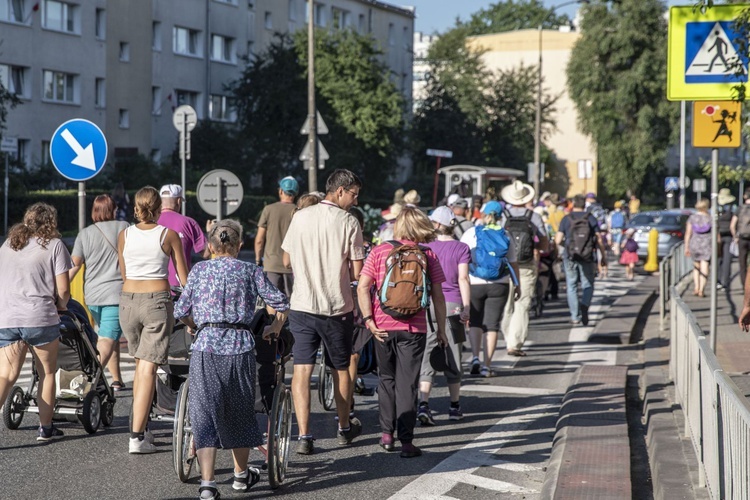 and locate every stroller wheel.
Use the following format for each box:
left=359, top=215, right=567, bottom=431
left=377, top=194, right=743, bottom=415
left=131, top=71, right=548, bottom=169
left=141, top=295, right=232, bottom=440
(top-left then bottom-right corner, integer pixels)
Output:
left=3, top=386, right=25, bottom=430
left=80, top=391, right=102, bottom=434
left=101, top=400, right=115, bottom=427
